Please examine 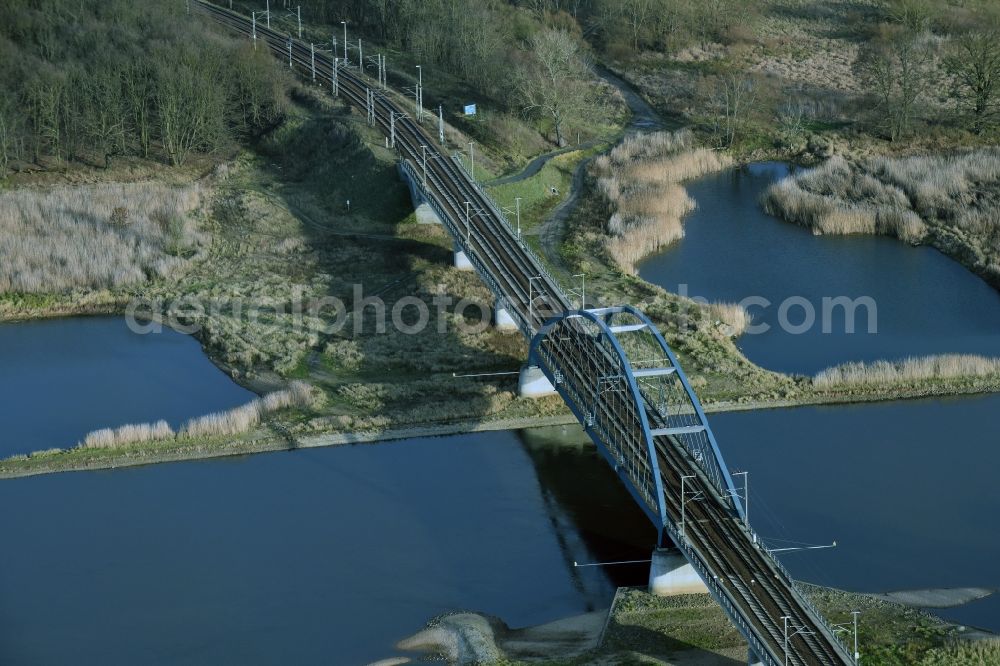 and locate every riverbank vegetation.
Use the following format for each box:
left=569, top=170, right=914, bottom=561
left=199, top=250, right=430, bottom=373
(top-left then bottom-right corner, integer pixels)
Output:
left=593, top=129, right=732, bottom=272
left=603, top=585, right=996, bottom=665
left=4, top=0, right=1000, bottom=478
left=0, top=182, right=206, bottom=294
left=763, top=149, right=1000, bottom=289
left=79, top=382, right=317, bottom=448
left=0, top=79, right=574, bottom=474
left=393, top=585, right=993, bottom=665
left=814, top=355, right=1000, bottom=390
